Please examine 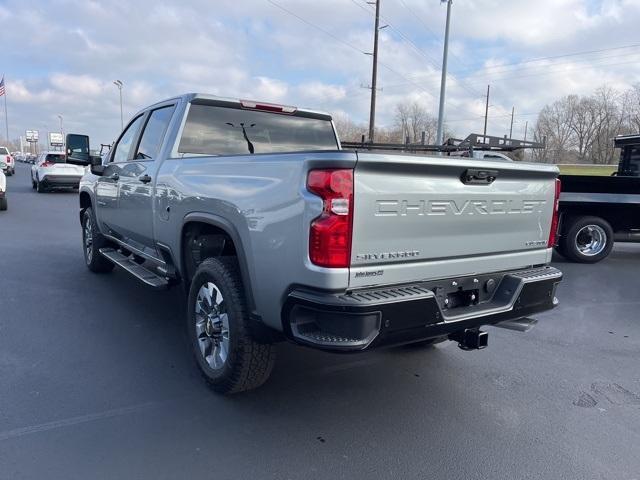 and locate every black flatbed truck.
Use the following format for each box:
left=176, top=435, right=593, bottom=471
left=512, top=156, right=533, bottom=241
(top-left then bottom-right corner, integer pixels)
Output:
left=557, top=134, right=640, bottom=263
